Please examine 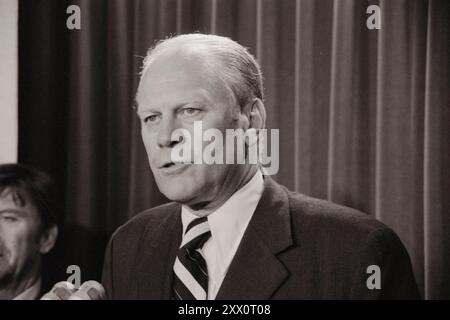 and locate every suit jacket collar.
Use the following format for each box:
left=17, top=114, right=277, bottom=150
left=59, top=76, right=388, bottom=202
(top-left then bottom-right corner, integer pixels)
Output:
left=136, top=204, right=182, bottom=299
left=215, top=176, right=293, bottom=299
